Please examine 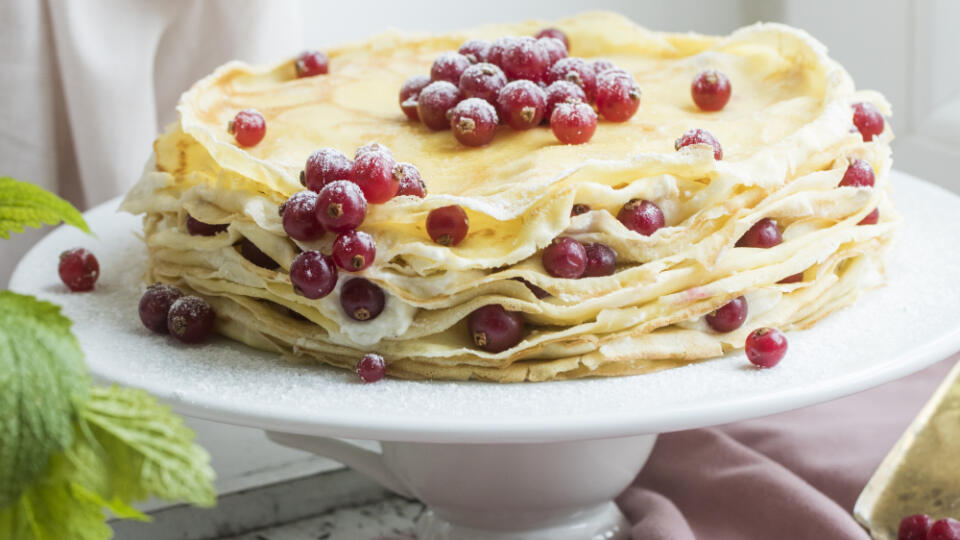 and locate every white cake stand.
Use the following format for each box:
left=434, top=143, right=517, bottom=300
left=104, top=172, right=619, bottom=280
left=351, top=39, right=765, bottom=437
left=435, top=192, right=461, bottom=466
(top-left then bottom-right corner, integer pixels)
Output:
left=11, top=171, right=960, bottom=540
